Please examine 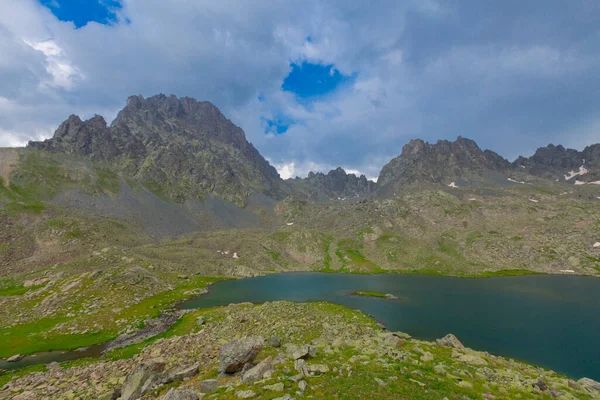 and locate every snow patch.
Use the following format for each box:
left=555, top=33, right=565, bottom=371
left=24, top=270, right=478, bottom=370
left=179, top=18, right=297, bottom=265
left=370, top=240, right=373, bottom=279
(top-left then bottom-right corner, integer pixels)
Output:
left=564, top=165, right=588, bottom=181
left=593, top=242, right=600, bottom=248
left=559, top=270, right=575, bottom=273
left=448, top=182, right=457, bottom=188
left=587, top=180, right=600, bottom=185
left=528, top=199, right=539, bottom=203
left=232, top=252, right=239, bottom=259
left=574, top=180, right=586, bottom=185
left=507, top=178, right=525, bottom=184
left=468, top=198, right=477, bottom=201
left=286, top=222, right=294, bottom=226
